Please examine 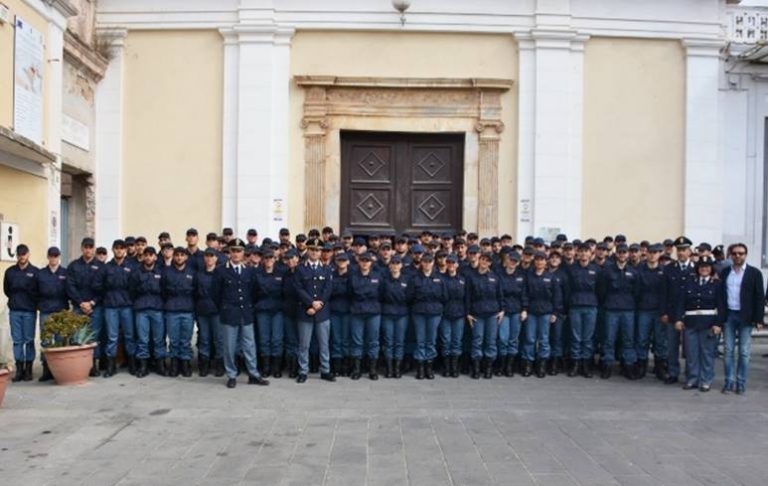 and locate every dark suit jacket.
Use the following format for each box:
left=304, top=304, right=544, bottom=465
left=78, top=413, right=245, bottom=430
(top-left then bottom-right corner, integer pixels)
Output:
left=718, top=264, right=765, bottom=326
left=293, top=260, right=333, bottom=323
left=211, top=263, right=257, bottom=326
